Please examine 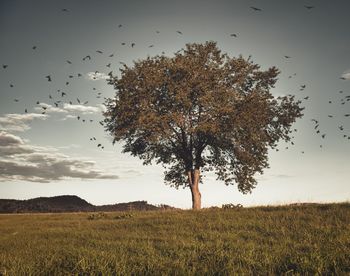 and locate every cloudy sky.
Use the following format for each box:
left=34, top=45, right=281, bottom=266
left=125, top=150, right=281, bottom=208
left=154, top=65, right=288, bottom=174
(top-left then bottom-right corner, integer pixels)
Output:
left=0, top=0, right=349, bottom=208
